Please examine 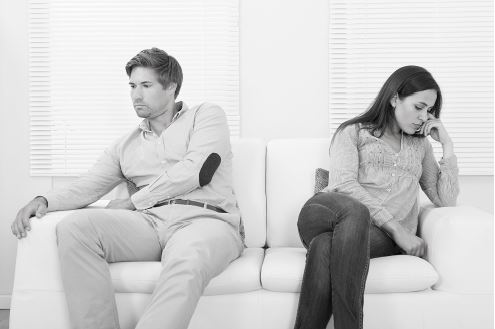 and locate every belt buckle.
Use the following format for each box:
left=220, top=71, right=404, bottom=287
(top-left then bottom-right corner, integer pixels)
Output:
left=203, top=202, right=208, bottom=209
left=169, top=200, right=176, bottom=205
